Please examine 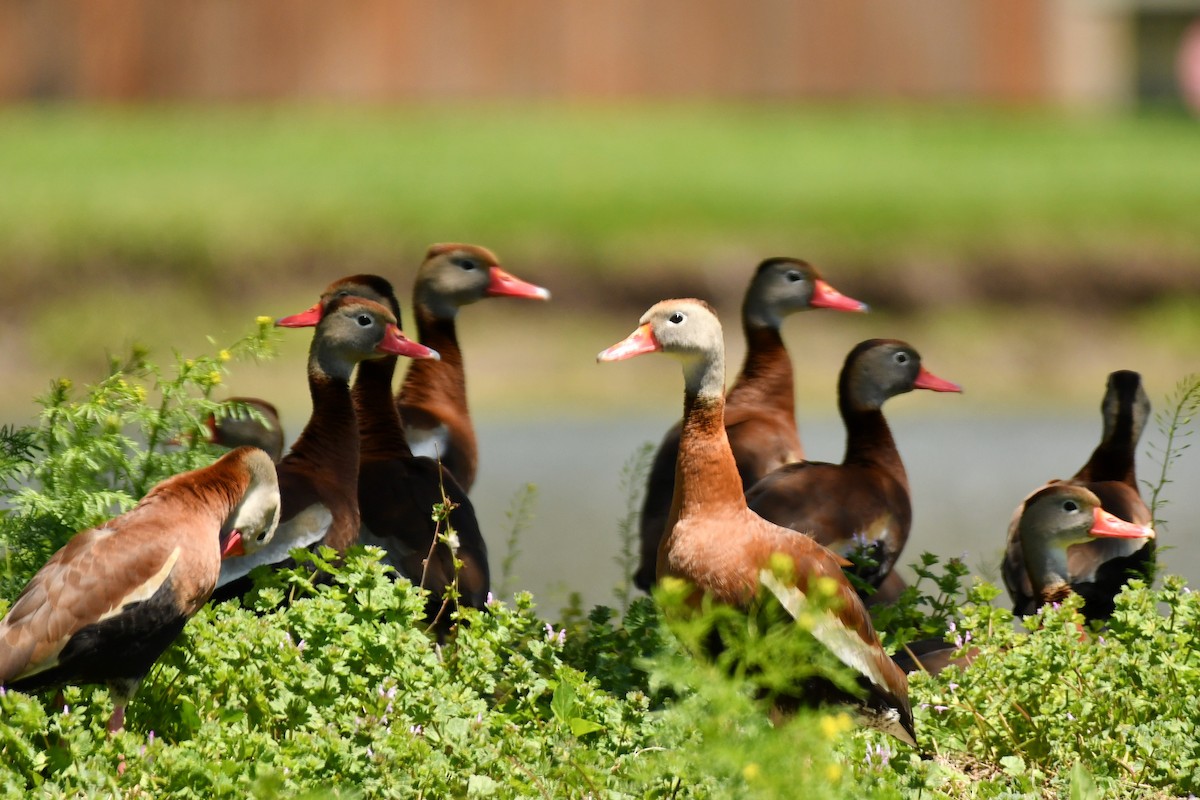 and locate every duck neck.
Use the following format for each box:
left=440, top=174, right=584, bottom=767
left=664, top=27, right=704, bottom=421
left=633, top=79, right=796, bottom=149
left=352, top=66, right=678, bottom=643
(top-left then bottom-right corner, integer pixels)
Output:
left=840, top=391, right=908, bottom=491
left=284, top=353, right=360, bottom=497
left=353, top=355, right=414, bottom=461
left=398, top=306, right=466, bottom=413
left=1076, top=408, right=1138, bottom=485
left=725, top=325, right=795, bottom=417
left=674, top=353, right=746, bottom=520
